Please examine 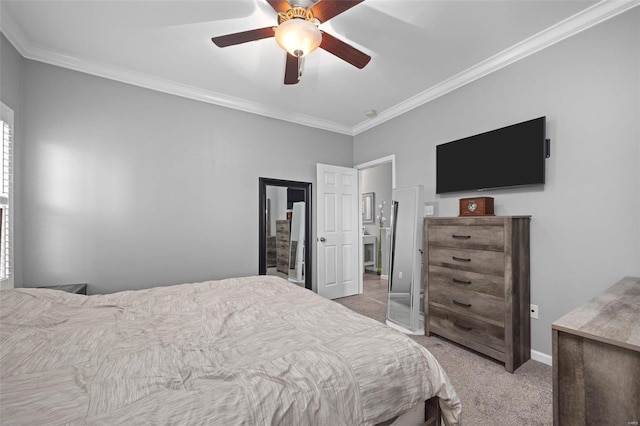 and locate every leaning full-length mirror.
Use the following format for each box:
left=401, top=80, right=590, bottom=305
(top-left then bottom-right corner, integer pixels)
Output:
left=258, top=178, right=312, bottom=290
left=387, top=185, right=424, bottom=334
